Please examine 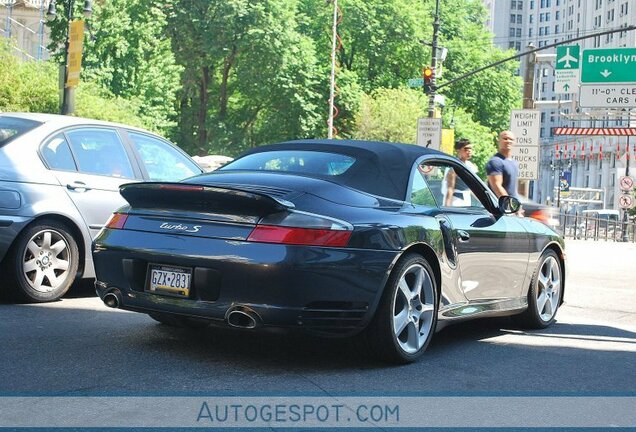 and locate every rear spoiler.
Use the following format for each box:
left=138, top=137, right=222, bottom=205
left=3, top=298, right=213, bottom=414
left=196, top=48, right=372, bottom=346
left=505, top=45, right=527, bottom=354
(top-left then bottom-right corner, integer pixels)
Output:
left=119, top=182, right=294, bottom=217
